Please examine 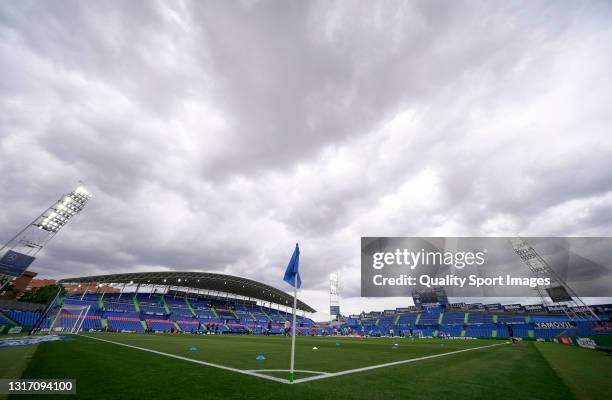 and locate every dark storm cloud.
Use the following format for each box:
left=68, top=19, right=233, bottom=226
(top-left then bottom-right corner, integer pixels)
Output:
left=1, top=0, right=612, bottom=318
